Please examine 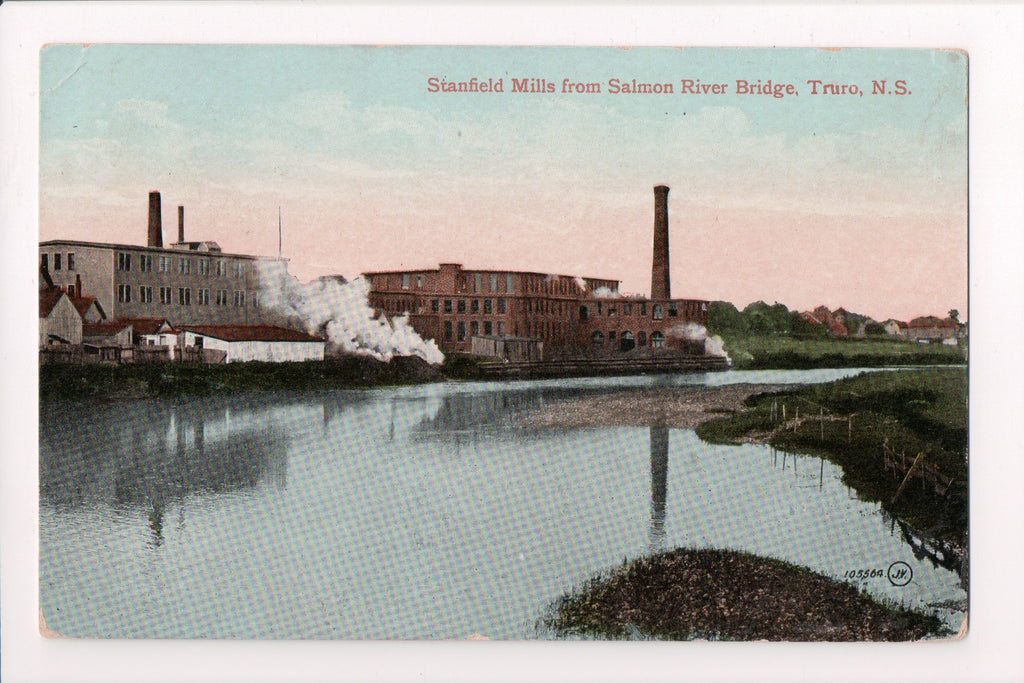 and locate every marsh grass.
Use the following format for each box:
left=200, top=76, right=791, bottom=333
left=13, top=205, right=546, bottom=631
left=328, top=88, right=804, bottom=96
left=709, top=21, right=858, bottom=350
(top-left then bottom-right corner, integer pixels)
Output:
left=540, top=548, right=949, bottom=641
left=696, top=368, right=968, bottom=544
